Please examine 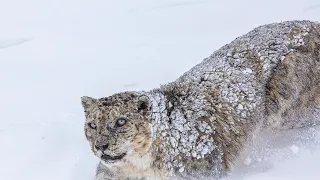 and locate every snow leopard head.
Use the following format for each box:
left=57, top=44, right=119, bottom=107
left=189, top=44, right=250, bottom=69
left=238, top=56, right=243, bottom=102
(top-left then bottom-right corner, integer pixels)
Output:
left=81, top=92, right=153, bottom=166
